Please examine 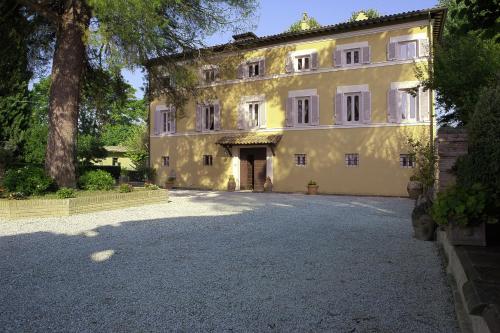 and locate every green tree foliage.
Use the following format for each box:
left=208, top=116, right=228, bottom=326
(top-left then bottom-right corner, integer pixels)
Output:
left=417, top=0, right=500, bottom=125
left=124, top=125, right=149, bottom=170
left=287, top=13, right=321, bottom=32
left=349, top=9, right=380, bottom=22
left=448, top=0, right=500, bottom=42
